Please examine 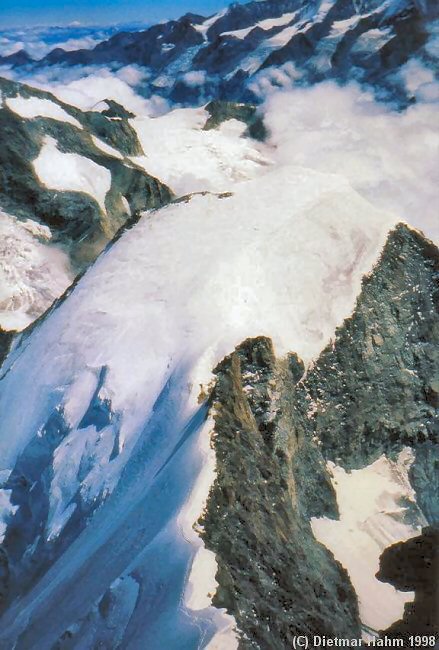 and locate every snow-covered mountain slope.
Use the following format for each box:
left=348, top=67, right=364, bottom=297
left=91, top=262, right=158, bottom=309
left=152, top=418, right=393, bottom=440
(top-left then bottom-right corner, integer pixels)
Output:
left=0, top=2, right=437, bottom=644
left=130, top=106, right=270, bottom=195
left=0, top=162, right=403, bottom=647
left=311, top=451, right=424, bottom=631
left=12, top=0, right=439, bottom=107
left=0, top=76, right=276, bottom=335
left=0, top=77, right=171, bottom=315
left=0, top=209, right=72, bottom=331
